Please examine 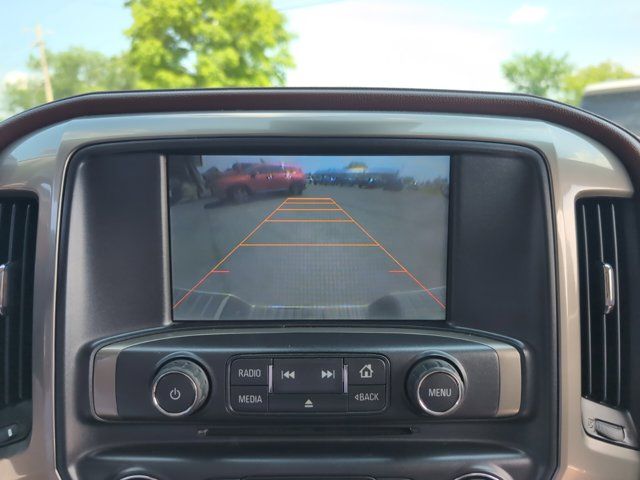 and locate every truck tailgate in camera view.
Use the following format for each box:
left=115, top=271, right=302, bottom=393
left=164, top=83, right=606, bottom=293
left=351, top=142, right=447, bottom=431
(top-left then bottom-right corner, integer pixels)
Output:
left=169, top=155, right=450, bottom=320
